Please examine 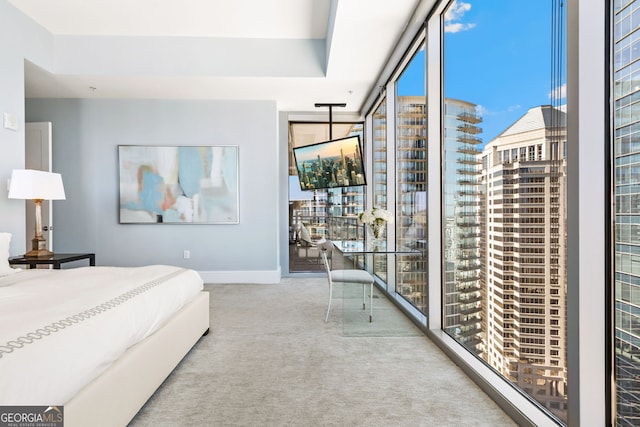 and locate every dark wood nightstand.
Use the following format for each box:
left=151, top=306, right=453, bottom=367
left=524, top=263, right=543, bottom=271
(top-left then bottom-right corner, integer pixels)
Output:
left=9, top=253, right=96, bottom=269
